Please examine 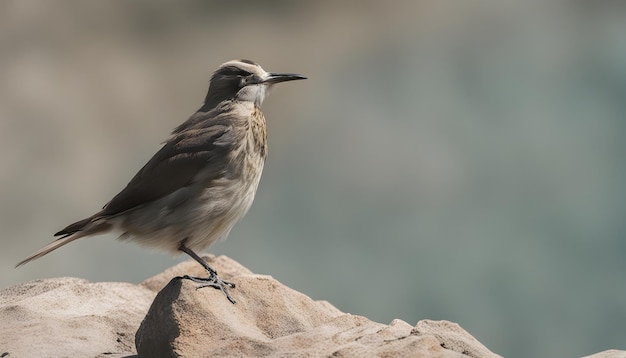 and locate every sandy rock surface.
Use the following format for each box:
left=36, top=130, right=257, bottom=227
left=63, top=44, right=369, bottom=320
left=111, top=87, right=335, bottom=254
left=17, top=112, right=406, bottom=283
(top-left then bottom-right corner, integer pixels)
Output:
left=3, top=255, right=620, bottom=357
left=583, top=350, right=626, bottom=358
left=0, top=277, right=154, bottom=357
left=136, top=256, right=501, bottom=358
